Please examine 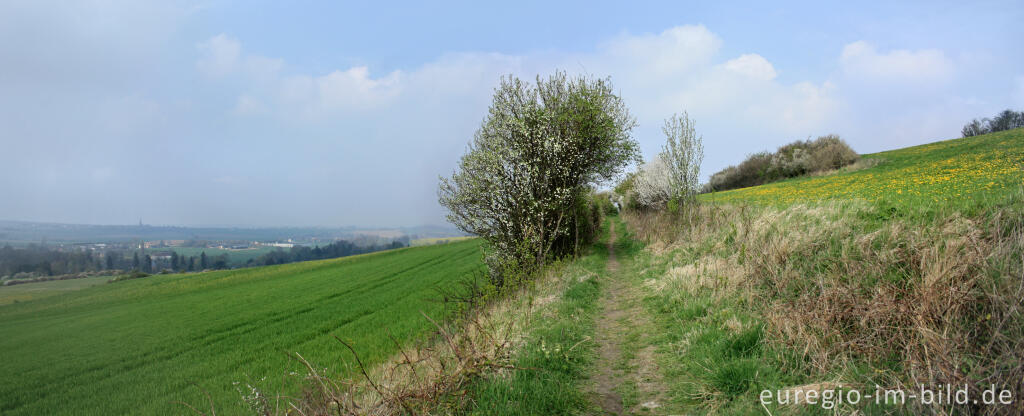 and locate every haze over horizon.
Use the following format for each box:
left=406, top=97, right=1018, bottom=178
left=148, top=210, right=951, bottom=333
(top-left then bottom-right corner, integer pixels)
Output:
left=2, top=0, right=1022, bottom=227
